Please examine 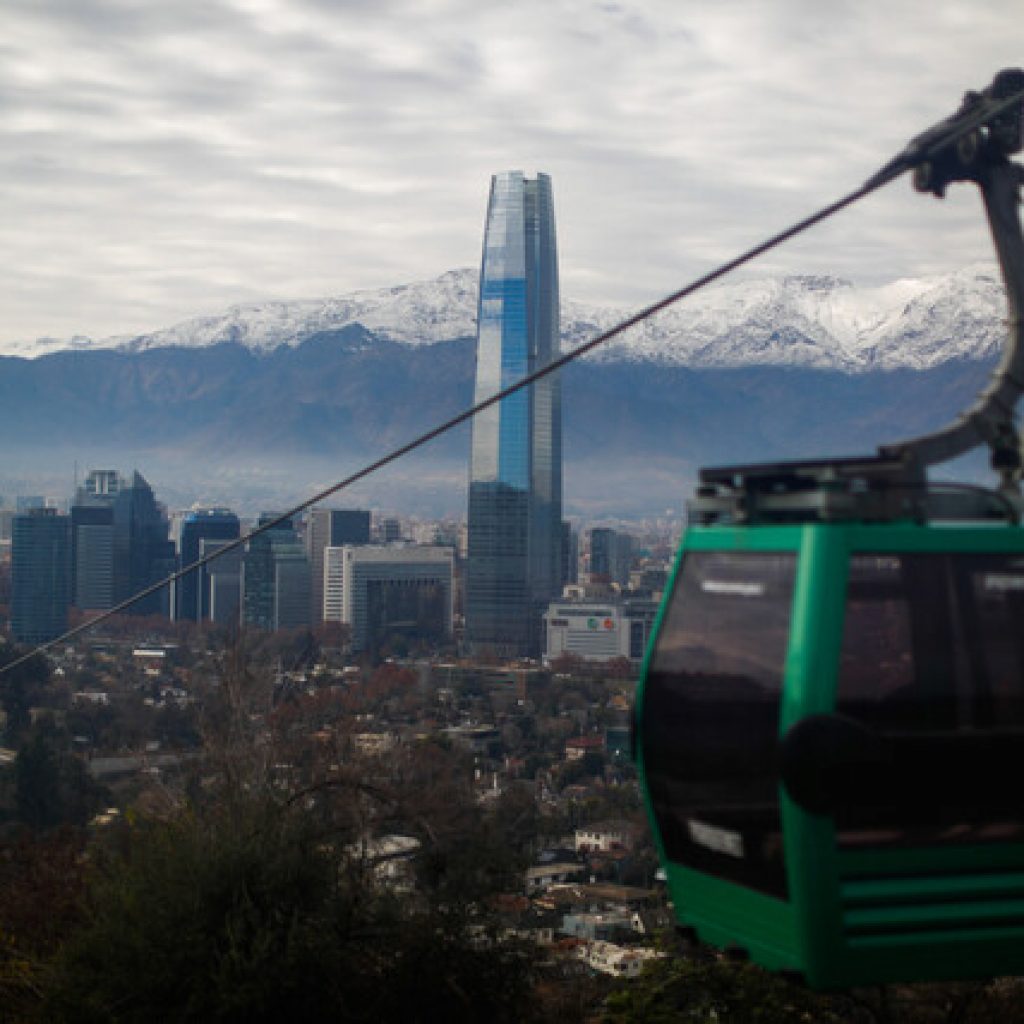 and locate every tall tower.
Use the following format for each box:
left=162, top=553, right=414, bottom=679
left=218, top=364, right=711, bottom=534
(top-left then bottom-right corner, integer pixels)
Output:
left=176, top=508, right=240, bottom=622
left=112, top=472, right=175, bottom=618
left=11, top=508, right=71, bottom=643
left=466, top=171, right=562, bottom=657
left=242, top=514, right=311, bottom=632
left=307, top=508, right=371, bottom=624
